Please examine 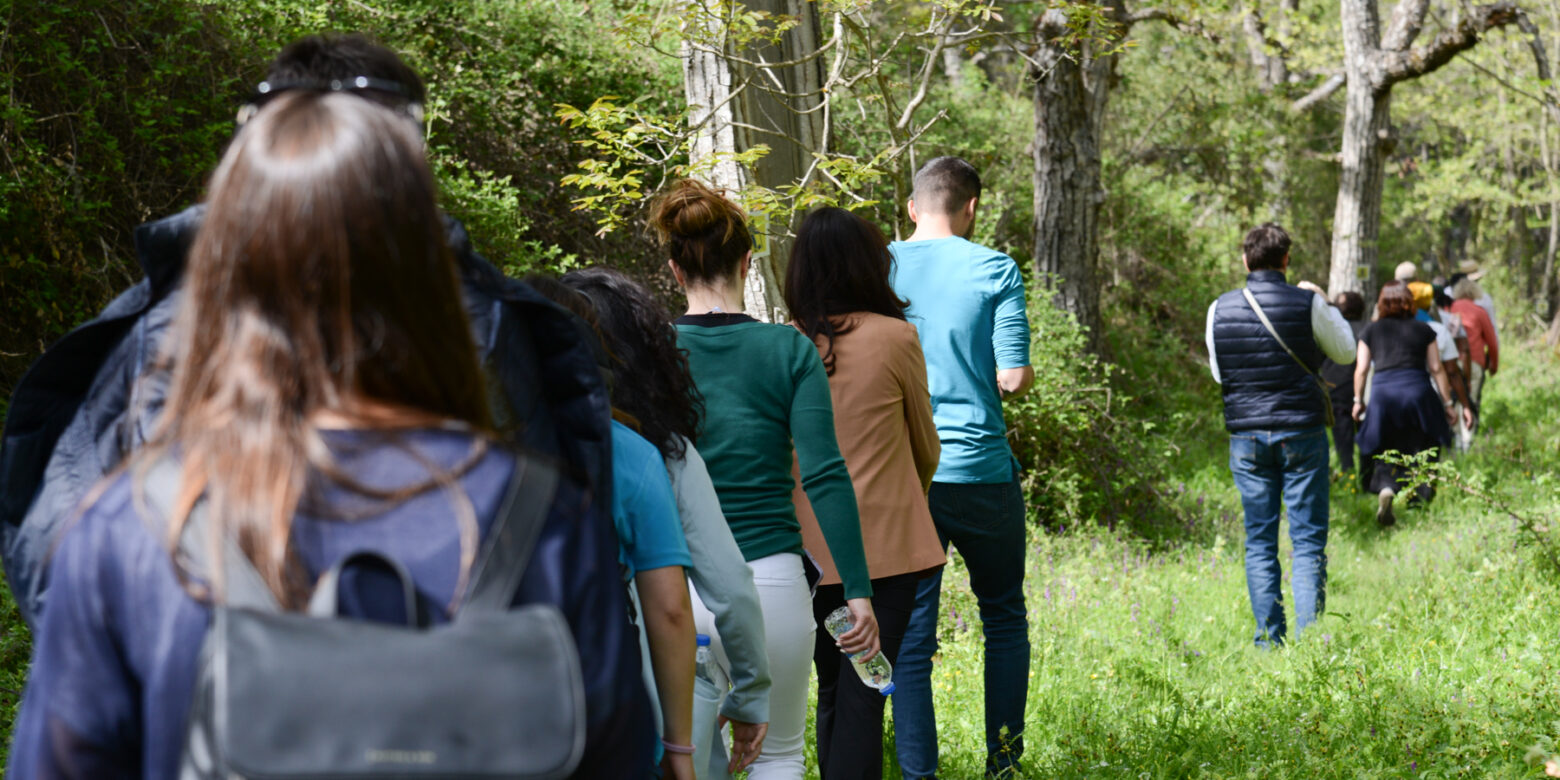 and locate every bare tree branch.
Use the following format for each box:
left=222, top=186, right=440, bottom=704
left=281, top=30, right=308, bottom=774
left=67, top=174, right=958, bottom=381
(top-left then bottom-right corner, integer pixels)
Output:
left=1290, top=72, right=1346, bottom=112
left=1122, top=7, right=1221, bottom=42
left=1377, top=2, right=1520, bottom=87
